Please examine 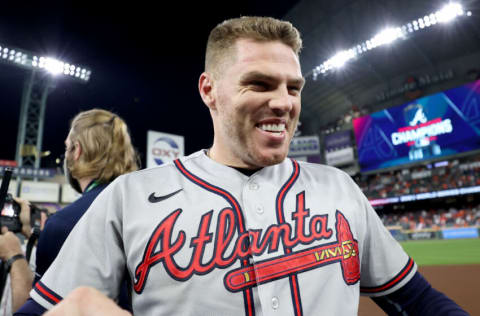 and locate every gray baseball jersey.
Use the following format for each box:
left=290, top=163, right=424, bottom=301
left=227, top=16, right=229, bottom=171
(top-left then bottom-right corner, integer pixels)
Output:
left=31, top=150, right=416, bottom=316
